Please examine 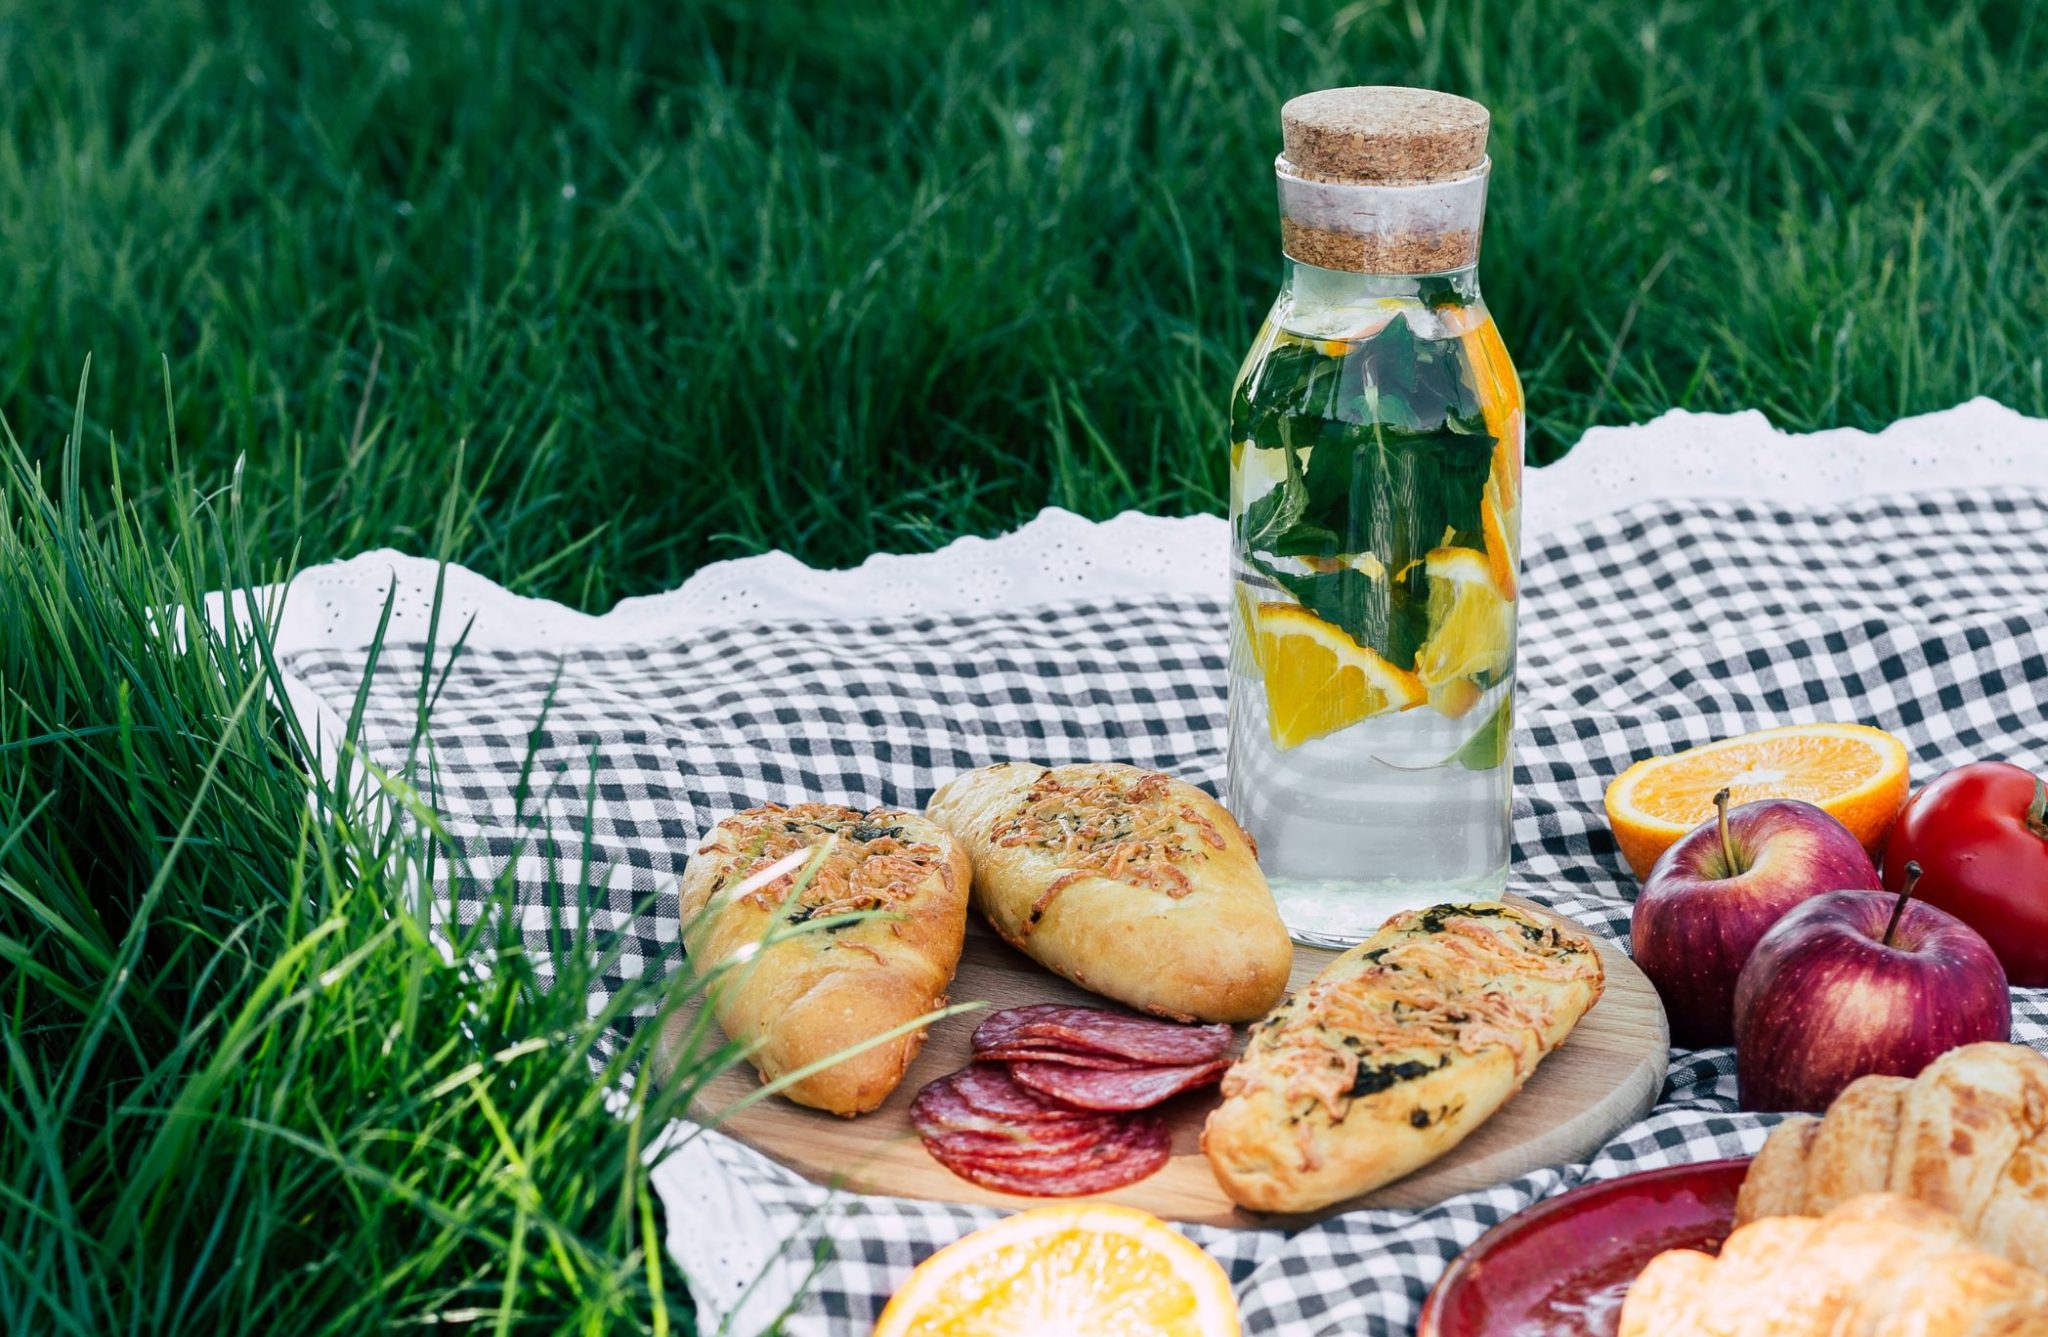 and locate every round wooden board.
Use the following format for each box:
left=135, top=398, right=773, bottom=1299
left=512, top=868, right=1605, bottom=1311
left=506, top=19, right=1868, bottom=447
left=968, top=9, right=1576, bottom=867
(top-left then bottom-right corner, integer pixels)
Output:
left=656, top=896, right=1670, bottom=1228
